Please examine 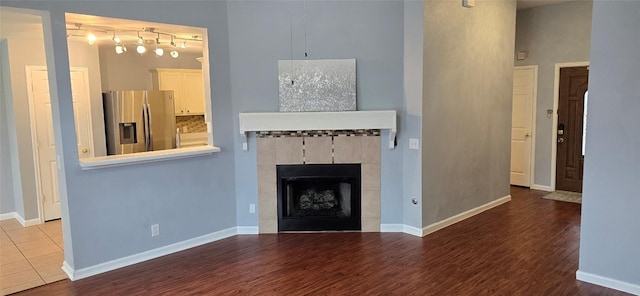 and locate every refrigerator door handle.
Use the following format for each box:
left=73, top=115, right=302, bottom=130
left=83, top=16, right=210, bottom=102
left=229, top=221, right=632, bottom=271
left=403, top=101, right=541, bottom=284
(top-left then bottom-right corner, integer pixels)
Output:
left=146, top=103, right=153, bottom=151
left=142, top=101, right=150, bottom=151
